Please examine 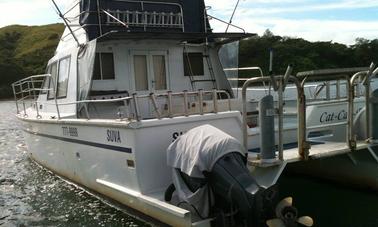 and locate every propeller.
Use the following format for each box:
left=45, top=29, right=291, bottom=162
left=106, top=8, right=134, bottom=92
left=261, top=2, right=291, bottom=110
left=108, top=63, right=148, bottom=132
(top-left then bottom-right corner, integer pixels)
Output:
left=266, top=197, right=313, bottom=227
